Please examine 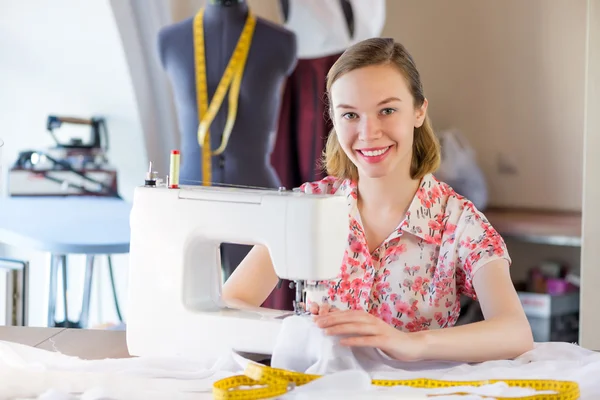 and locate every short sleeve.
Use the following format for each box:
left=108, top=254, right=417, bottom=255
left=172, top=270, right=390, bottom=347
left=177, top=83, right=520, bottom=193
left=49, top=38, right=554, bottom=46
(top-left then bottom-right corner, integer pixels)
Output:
left=297, top=176, right=344, bottom=195
left=455, top=203, right=512, bottom=300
